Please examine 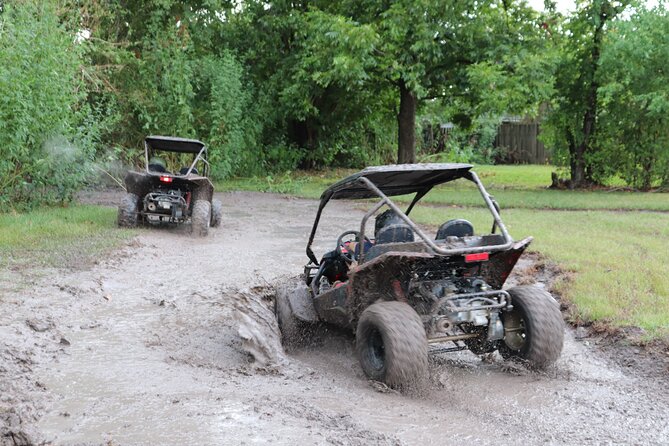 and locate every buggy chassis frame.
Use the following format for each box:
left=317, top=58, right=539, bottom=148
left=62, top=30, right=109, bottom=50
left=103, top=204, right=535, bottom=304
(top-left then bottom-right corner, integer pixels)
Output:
left=306, top=169, right=514, bottom=266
